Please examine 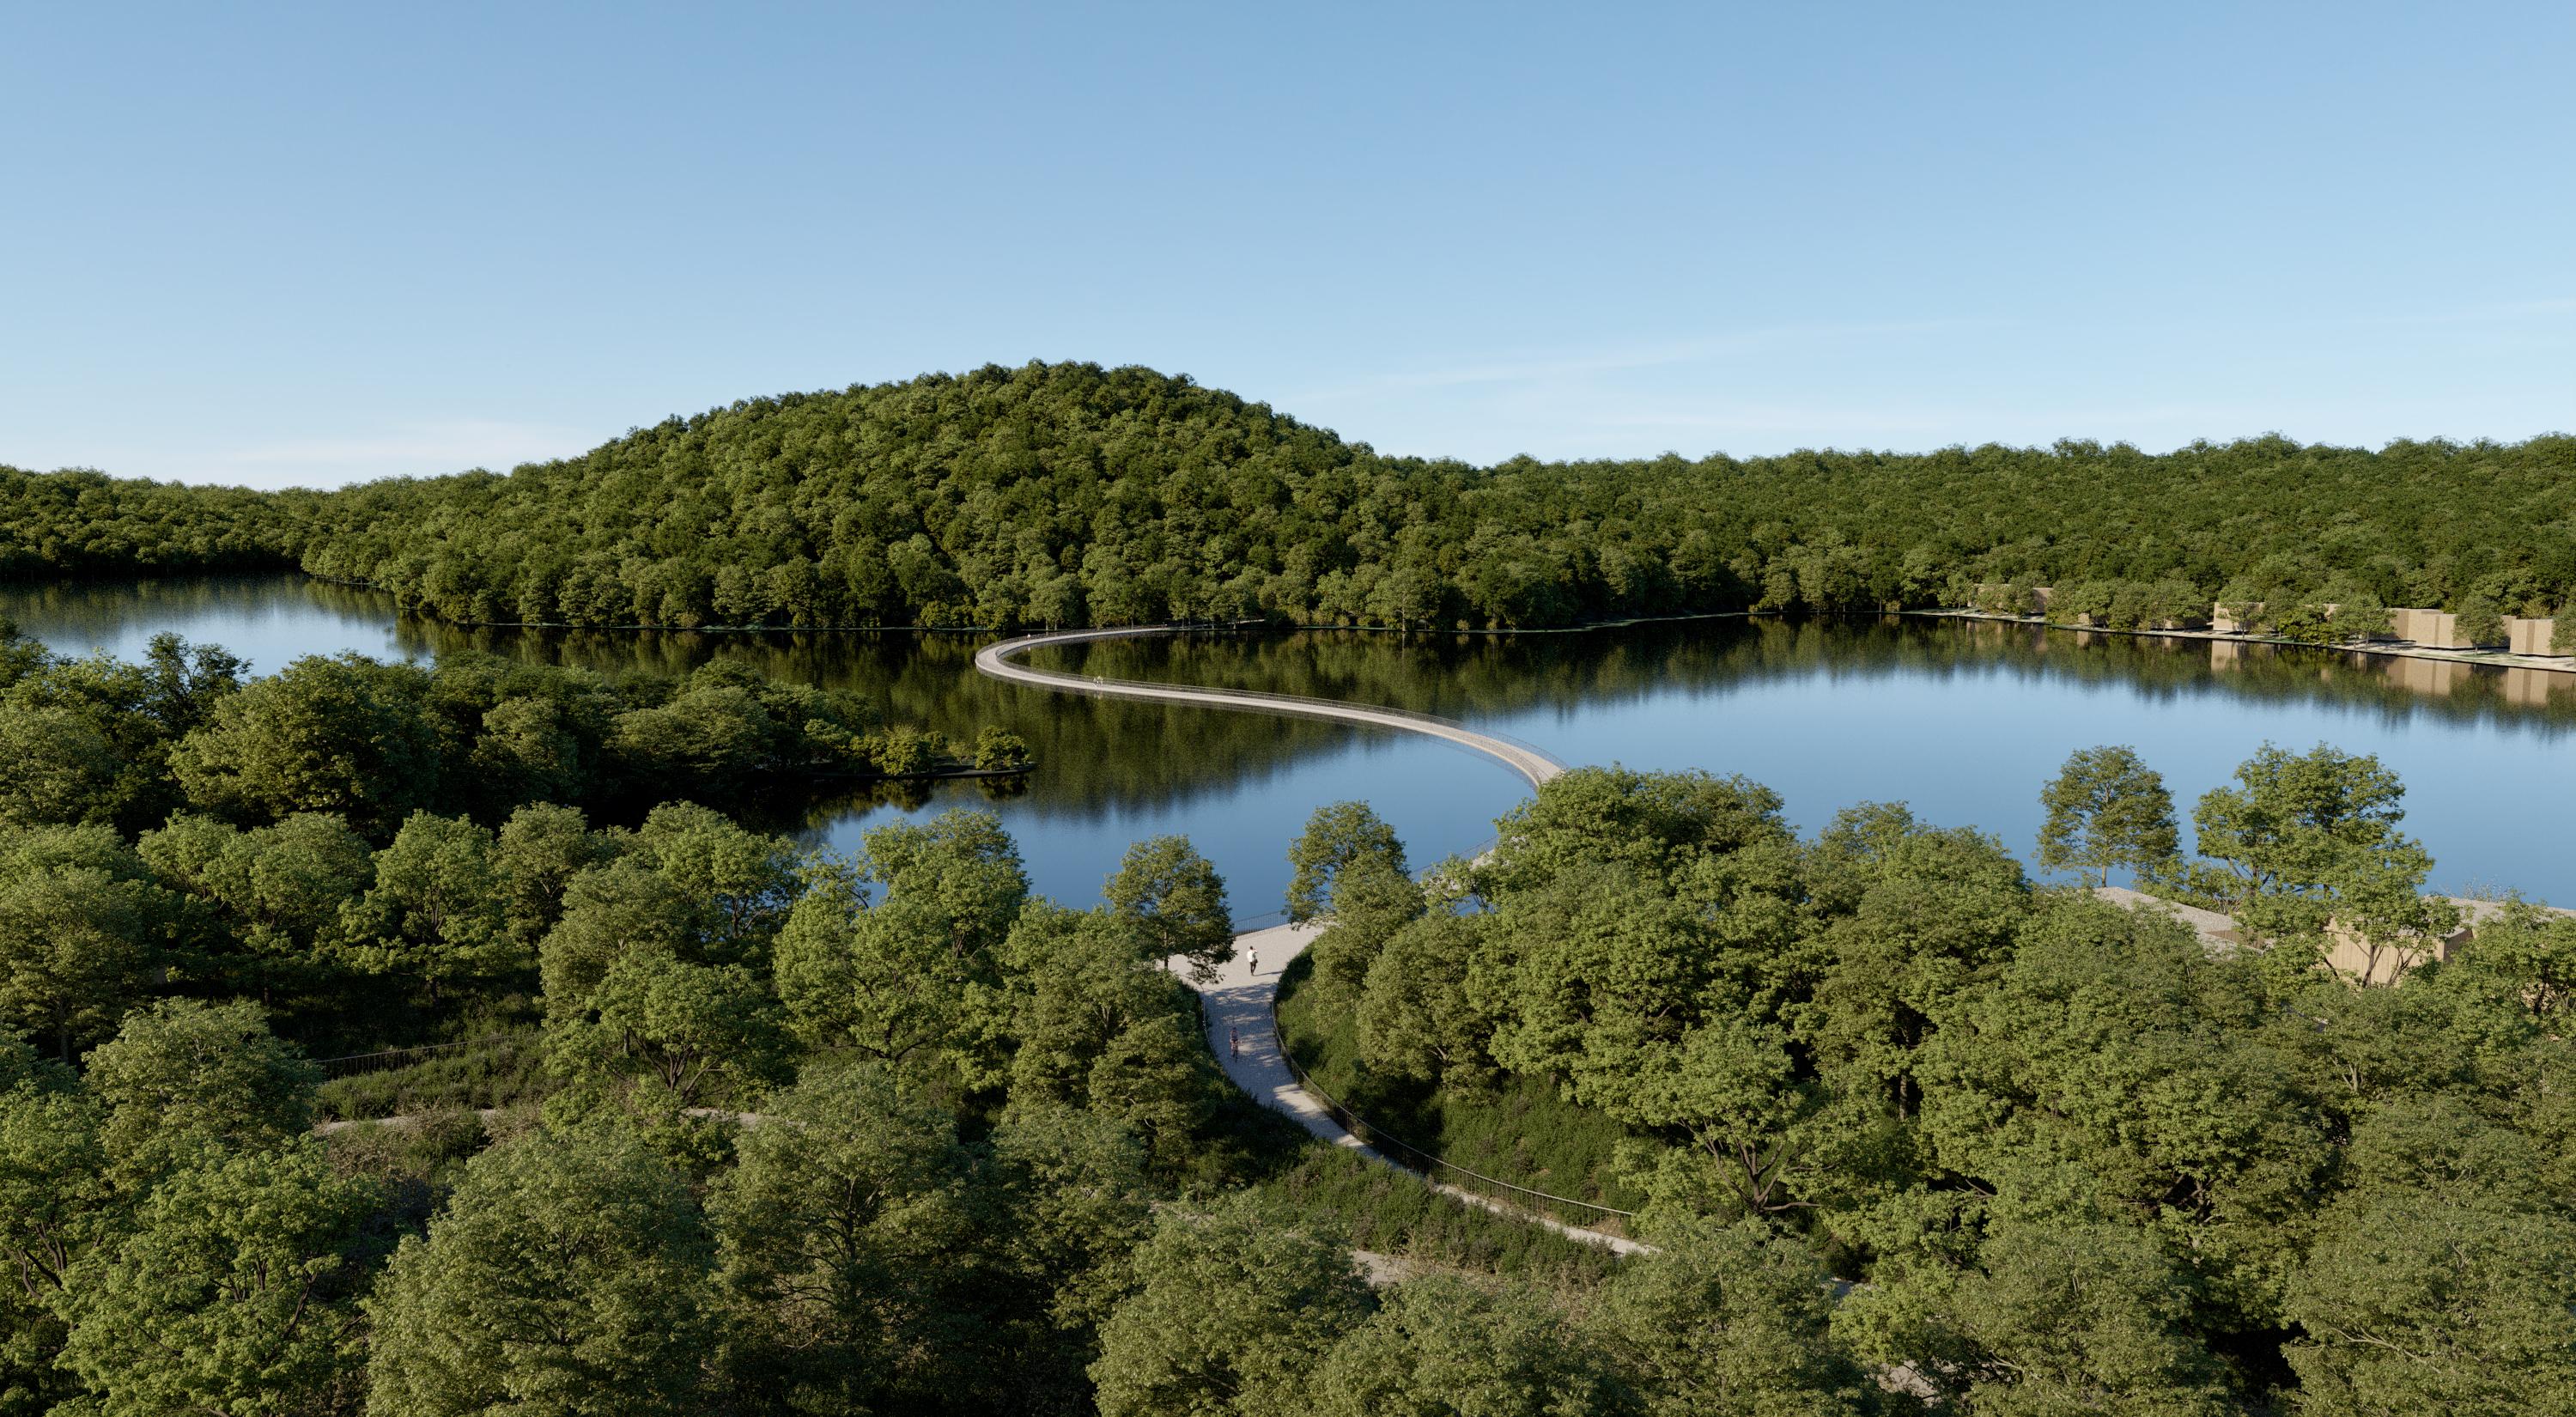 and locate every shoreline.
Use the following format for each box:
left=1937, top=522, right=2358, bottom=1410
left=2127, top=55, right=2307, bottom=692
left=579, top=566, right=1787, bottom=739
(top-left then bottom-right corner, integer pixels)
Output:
left=1916, top=607, right=2576, bottom=677
left=23, top=569, right=2574, bottom=680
